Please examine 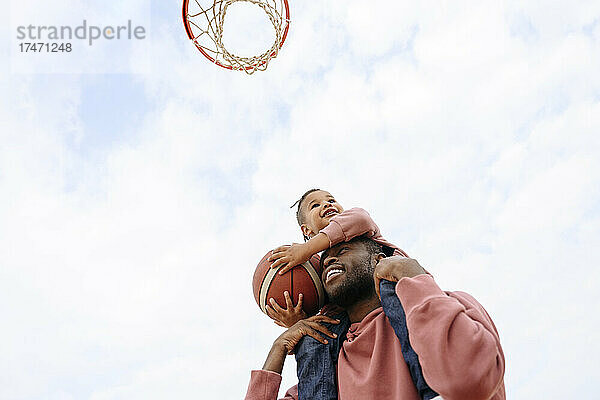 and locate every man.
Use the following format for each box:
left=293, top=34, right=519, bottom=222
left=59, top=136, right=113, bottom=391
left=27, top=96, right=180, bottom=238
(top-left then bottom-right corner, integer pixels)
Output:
left=245, top=236, right=506, bottom=400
